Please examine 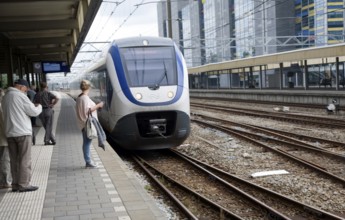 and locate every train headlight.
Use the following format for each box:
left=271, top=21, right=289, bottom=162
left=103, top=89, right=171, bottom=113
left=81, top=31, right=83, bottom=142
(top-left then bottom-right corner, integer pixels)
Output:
left=167, top=91, right=174, bottom=98
left=135, top=93, right=143, bottom=100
